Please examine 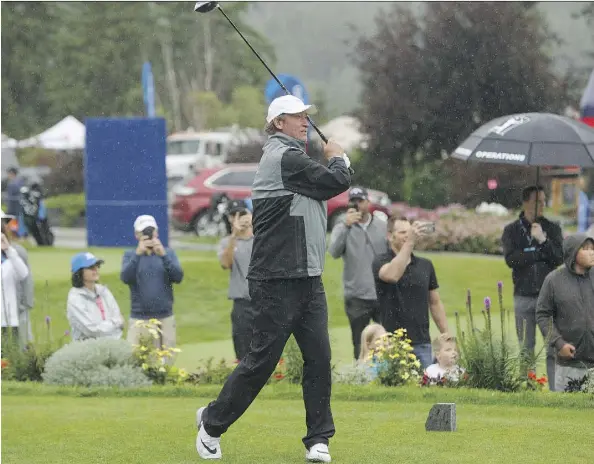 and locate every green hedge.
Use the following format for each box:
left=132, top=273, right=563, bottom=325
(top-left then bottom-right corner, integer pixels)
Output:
left=44, top=193, right=85, bottom=227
